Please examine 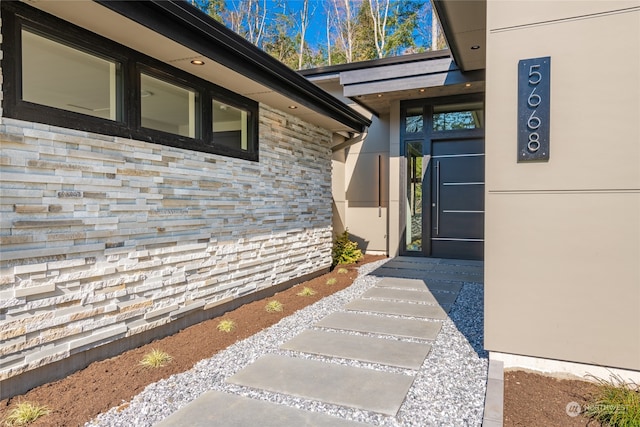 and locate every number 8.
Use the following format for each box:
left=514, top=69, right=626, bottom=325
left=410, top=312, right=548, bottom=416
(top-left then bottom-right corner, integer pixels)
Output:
left=528, top=132, right=540, bottom=152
